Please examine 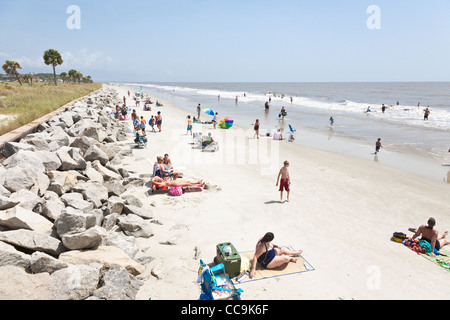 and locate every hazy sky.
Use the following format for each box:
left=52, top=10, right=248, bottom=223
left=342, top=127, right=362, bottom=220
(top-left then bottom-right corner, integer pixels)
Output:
left=1, top=0, right=450, bottom=82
